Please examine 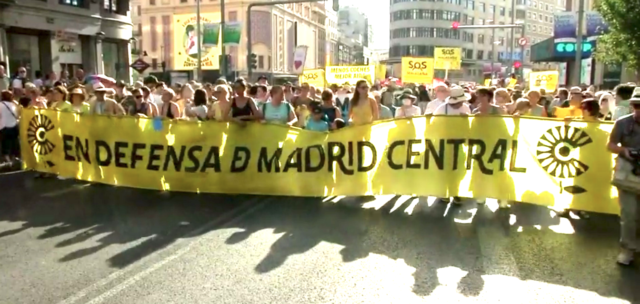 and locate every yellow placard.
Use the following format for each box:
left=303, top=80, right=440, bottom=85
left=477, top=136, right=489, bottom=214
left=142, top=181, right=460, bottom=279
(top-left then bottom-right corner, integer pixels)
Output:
left=325, top=65, right=375, bottom=86
left=507, top=78, right=517, bottom=89
left=401, top=57, right=434, bottom=84
left=21, top=109, right=619, bottom=215
left=375, top=64, right=387, bottom=81
left=173, top=13, right=221, bottom=70
left=529, top=71, right=559, bottom=92
left=299, top=69, right=325, bottom=89
left=434, top=47, right=462, bottom=70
